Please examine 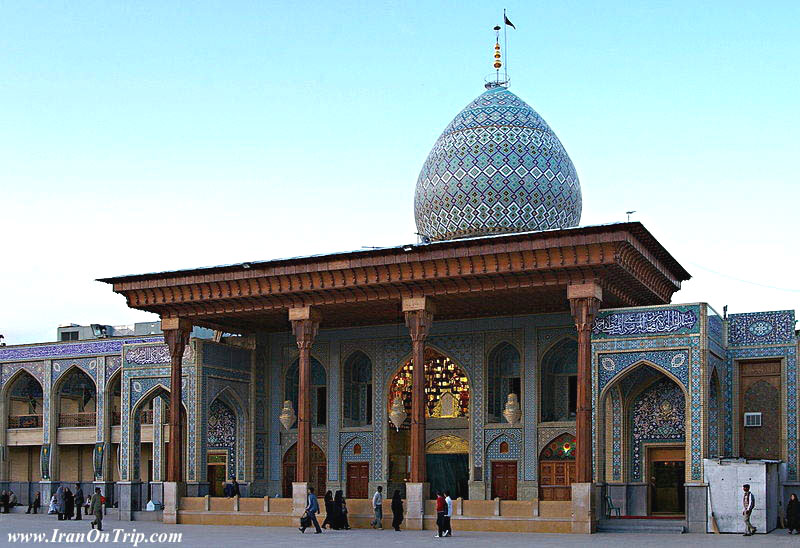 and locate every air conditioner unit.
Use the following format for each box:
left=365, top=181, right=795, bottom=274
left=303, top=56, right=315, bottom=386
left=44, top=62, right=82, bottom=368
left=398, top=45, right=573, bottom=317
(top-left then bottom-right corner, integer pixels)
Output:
left=744, top=412, right=762, bottom=427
